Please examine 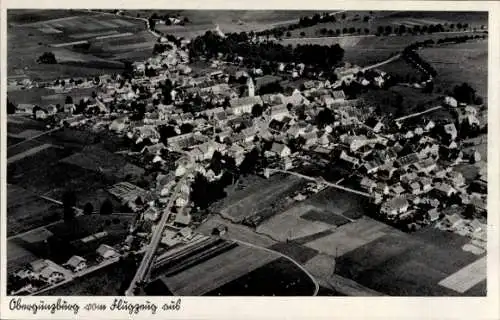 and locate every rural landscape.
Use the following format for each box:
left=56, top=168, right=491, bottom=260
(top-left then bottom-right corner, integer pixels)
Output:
left=6, top=9, right=488, bottom=297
